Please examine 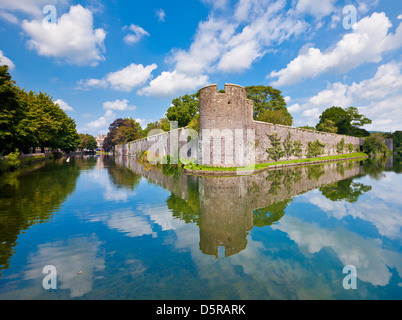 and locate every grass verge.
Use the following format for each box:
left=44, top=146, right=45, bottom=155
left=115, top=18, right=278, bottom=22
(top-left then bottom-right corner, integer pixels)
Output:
left=184, top=152, right=369, bottom=172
